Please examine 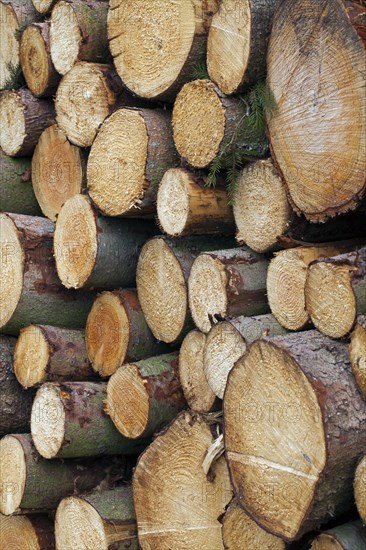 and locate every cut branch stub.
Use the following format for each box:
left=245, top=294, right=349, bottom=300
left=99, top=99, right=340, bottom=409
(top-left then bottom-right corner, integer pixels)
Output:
left=310, top=521, right=366, bottom=550
left=349, top=316, right=366, bottom=398
left=0, top=150, right=41, bottom=216
left=0, top=515, right=55, bottom=550
left=108, top=0, right=218, bottom=101
left=224, top=330, right=366, bottom=541
left=267, top=0, right=366, bottom=221
left=133, top=411, right=232, bottom=549
left=87, top=108, right=178, bottom=217
left=355, top=455, right=366, bottom=524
